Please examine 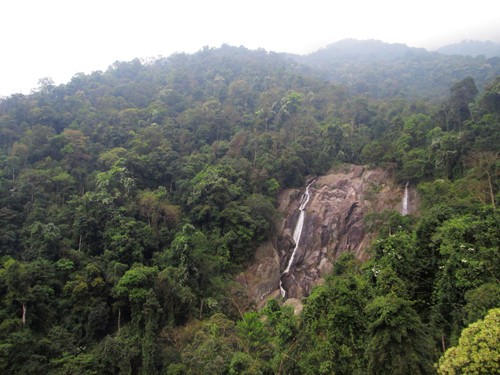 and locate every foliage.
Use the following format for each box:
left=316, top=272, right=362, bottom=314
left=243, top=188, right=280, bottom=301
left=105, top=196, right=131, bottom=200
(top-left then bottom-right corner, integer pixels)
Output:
left=436, top=308, right=500, bottom=375
left=0, top=43, right=498, bottom=374
left=298, top=254, right=371, bottom=374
